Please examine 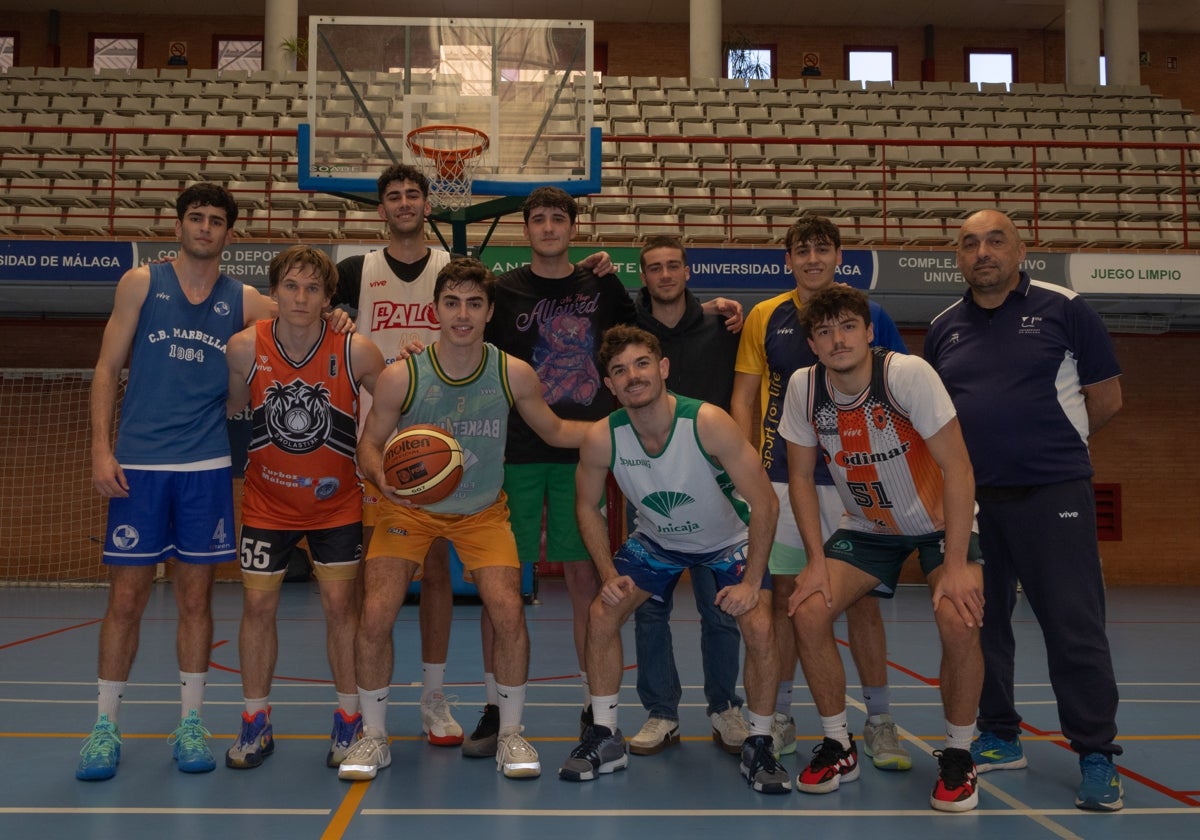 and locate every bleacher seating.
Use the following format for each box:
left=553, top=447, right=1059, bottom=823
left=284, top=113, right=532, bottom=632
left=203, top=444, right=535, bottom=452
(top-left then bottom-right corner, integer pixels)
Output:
left=0, top=68, right=1197, bottom=247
